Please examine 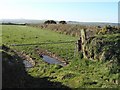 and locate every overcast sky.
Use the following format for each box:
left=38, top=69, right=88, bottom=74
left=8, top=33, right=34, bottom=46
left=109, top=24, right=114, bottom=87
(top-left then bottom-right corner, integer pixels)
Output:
left=0, top=0, right=119, bottom=23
